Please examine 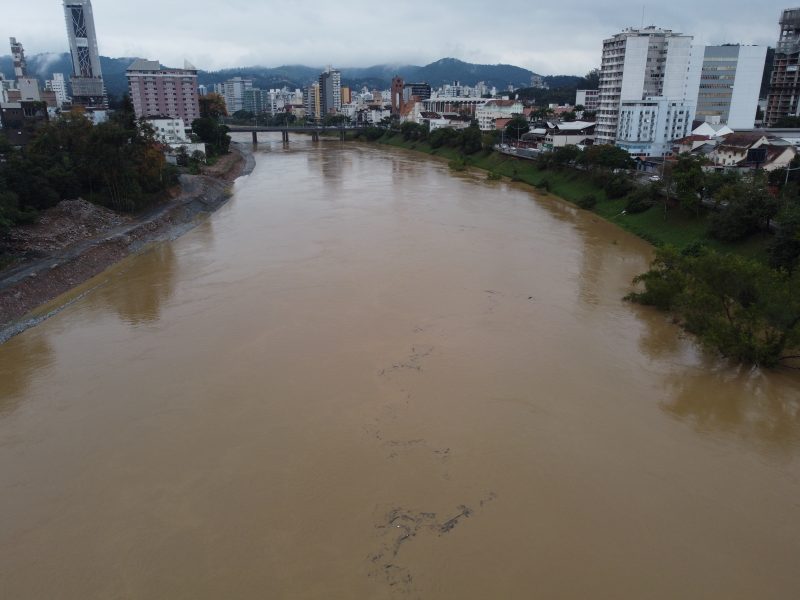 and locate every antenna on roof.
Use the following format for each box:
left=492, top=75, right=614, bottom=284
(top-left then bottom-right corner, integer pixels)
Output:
left=641, top=6, right=645, bottom=28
